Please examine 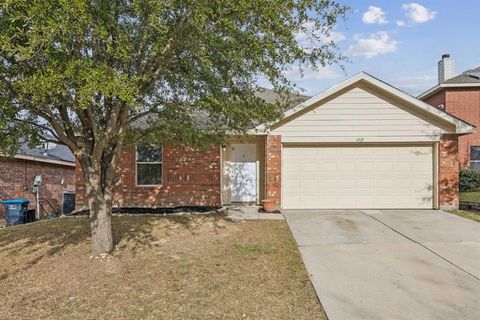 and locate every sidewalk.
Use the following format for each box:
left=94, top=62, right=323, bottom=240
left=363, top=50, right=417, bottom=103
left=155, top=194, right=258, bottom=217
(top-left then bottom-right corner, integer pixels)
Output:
left=226, top=206, right=284, bottom=221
